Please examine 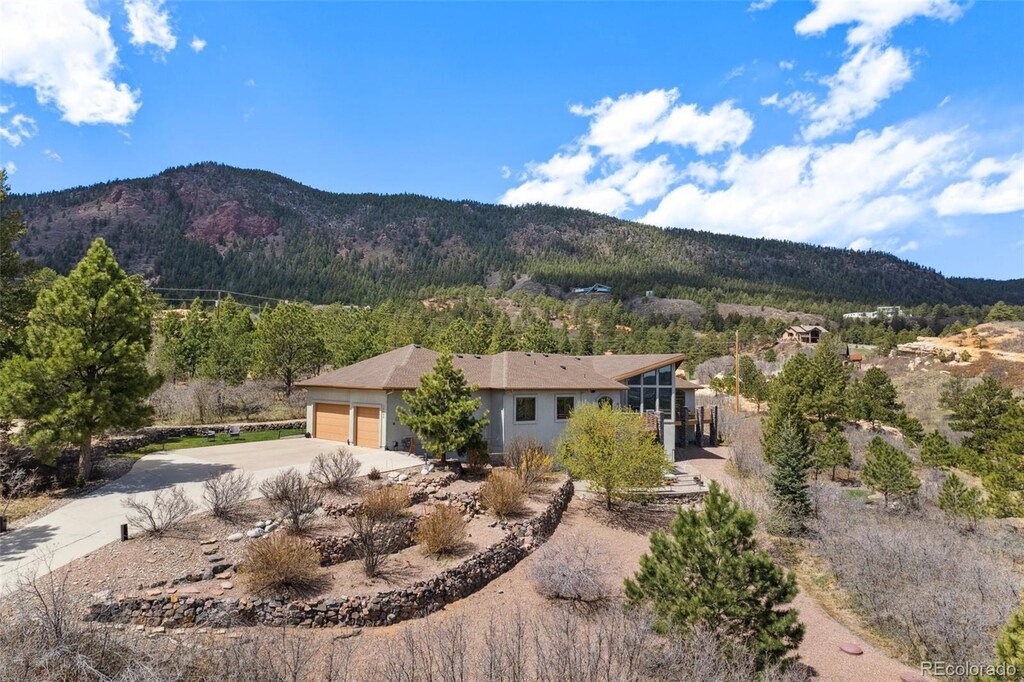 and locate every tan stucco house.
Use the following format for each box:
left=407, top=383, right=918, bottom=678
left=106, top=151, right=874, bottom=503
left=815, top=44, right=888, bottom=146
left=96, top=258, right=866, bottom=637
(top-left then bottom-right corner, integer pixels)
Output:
left=295, top=345, right=695, bottom=459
